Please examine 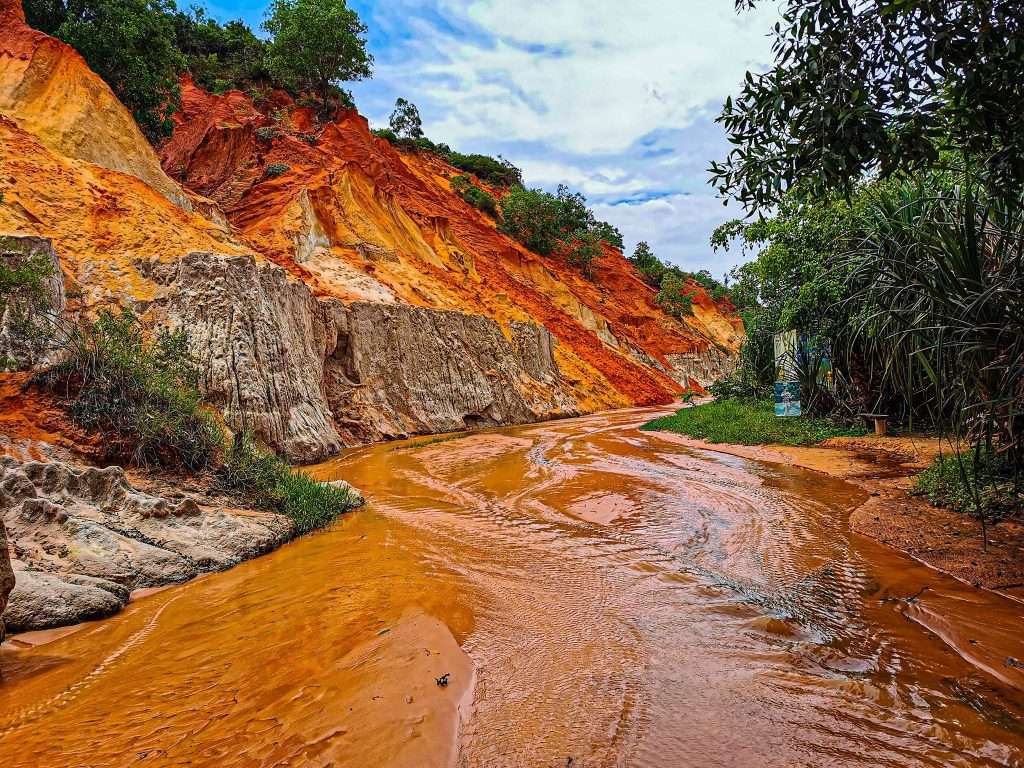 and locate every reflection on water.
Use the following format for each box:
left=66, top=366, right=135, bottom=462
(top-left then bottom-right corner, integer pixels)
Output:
left=1, top=408, right=1022, bottom=767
